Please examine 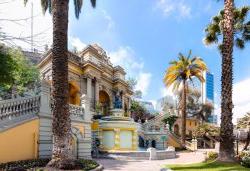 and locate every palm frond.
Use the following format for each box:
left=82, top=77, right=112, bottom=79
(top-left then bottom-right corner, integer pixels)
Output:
left=90, top=0, right=96, bottom=8
left=74, top=0, right=83, bottom=19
